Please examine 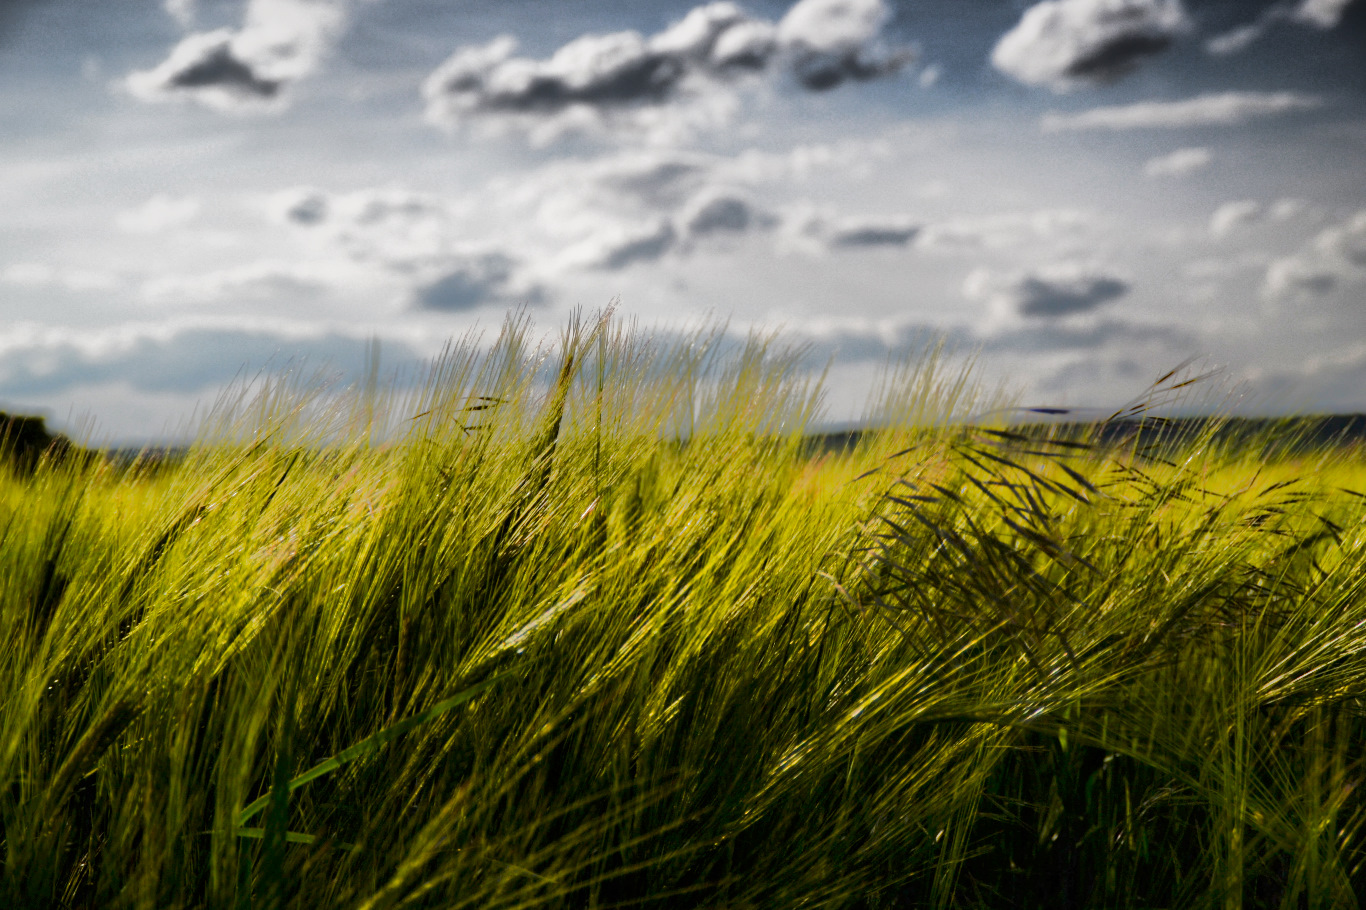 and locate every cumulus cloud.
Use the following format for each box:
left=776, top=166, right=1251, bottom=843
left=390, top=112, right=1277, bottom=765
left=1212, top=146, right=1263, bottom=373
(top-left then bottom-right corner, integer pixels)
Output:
left=1143, top=146, right=1212, bottom=178
left=116, top=194, right=201, bottom=233
left=1209, top=200, right=1261, bottom=238
left=1041, top=91, right=1324, bottom=131
left=127, top=0, right=352, bottom=112
left=991, top=0, right=1189, bottom=91
left=965, top=262, right=1130, bottom=319
left=268, top=185, right=546, bottom=308
left=421, top=0, right=910, bottom=142
left=1206, top=0, right=1360, bottom=55
left=777, top=0, right=911, bottom=90
left=1263, top=210, right=1366, bottom=299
